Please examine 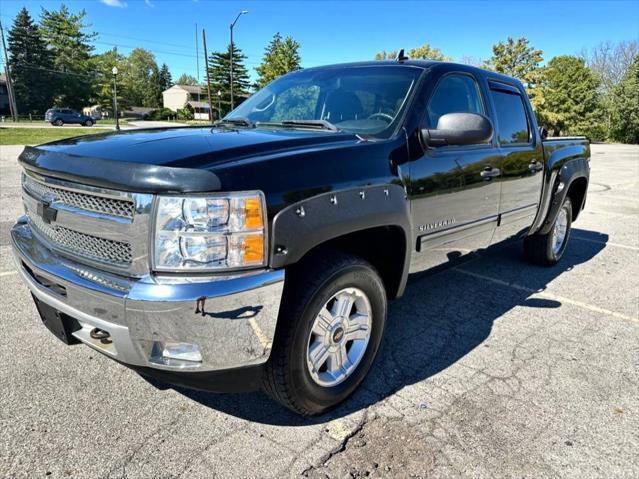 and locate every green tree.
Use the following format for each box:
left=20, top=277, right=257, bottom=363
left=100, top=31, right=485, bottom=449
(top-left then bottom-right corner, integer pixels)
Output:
left=374, top=50, right=398, bottom=60
left=538, top=55, right=601, bottom=138
left=39, top=4, right=96, bottom=109
left=407, top=44, right=450, bottom=61
left=6, top=7, right=55, bottom=114
left=91, top=47, right=128, bottom=112
left=374, top=43, right=449, bottom=61
left=175, top=73, right=199, bottom=85
left=485, top=37, right=543, bottom=110
left=121, top=48, right=159, bottom=107
left=255, top=33, right=302, bottom=88
left=207, top=44, right=250, bottom=116
left=609, top=56, right=639, bottom=143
